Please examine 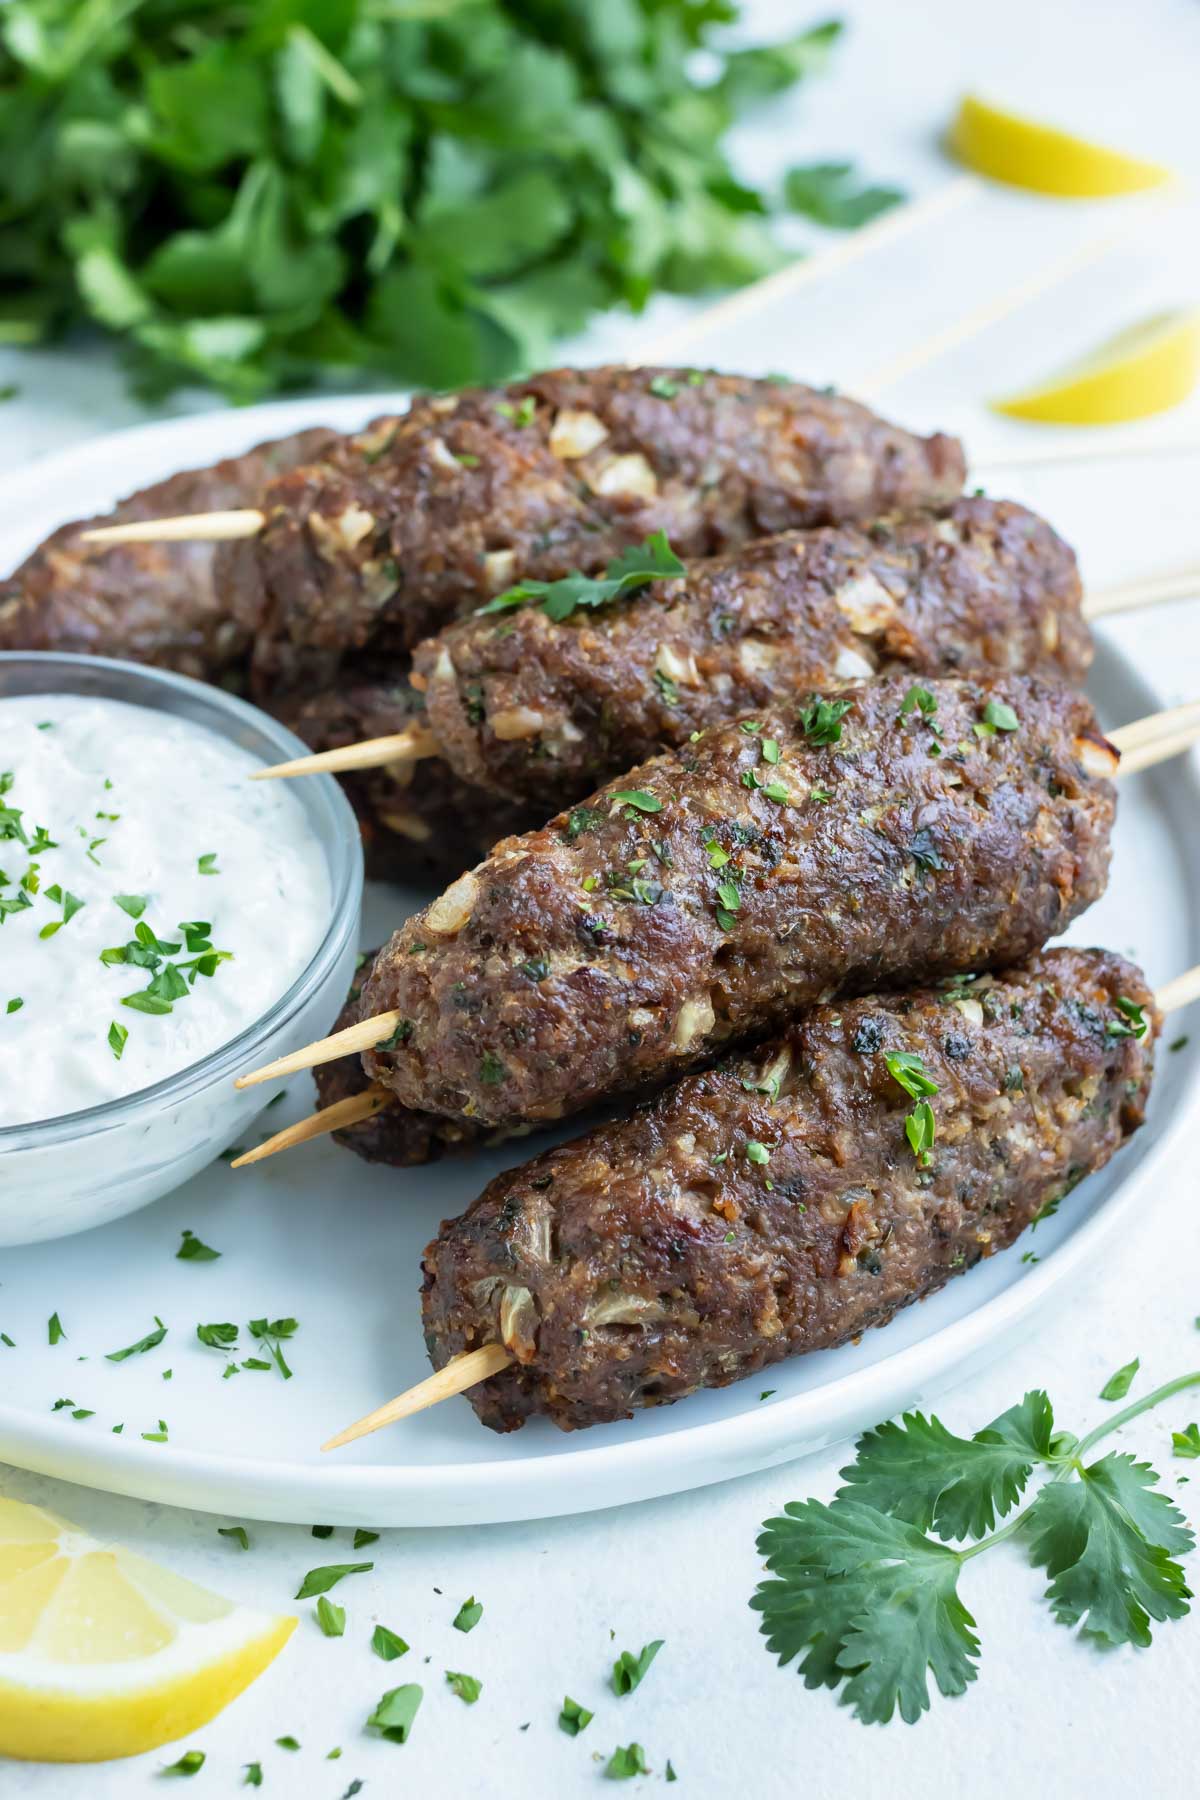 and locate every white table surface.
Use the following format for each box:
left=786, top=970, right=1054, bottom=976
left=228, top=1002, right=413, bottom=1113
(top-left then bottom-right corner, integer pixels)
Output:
left=5, top=1, right=1200, bottom=1792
